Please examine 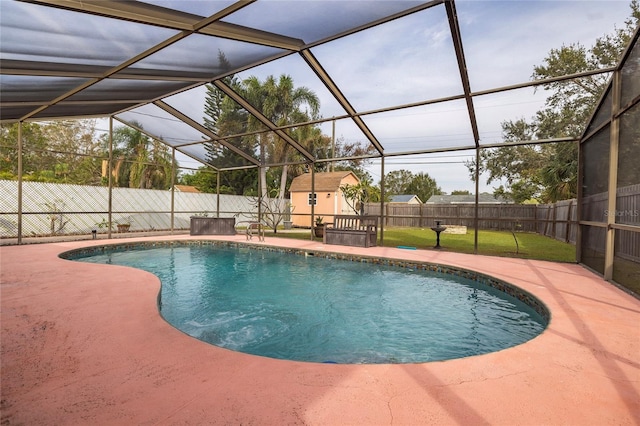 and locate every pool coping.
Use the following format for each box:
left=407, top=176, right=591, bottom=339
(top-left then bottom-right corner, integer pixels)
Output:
left=2, top=234, right=639, bottom=425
